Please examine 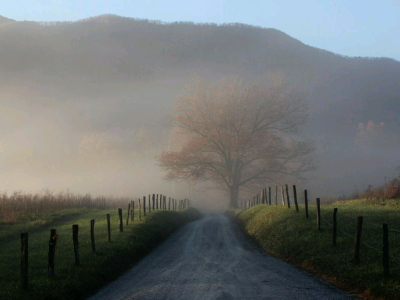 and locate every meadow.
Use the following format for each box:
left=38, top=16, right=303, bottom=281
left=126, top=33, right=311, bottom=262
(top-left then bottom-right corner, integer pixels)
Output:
left=0, top=189, right=133, bottom=225
left=0, top=191, right=200, bottom=300
left=235, top=198, right=400, bottom=299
